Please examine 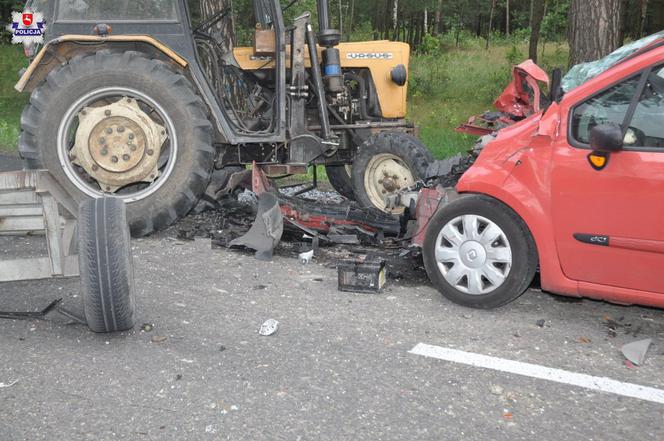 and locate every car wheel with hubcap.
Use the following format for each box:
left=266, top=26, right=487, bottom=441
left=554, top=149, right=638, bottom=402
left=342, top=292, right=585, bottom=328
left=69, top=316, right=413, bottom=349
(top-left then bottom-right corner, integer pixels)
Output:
left=422, top=195, right=538, bottom=309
